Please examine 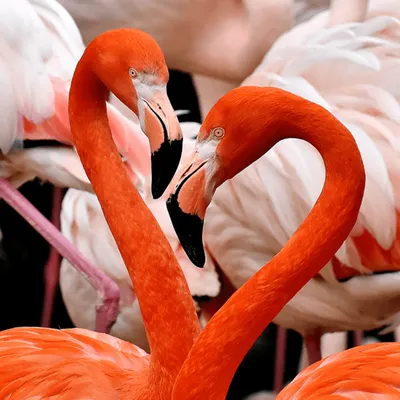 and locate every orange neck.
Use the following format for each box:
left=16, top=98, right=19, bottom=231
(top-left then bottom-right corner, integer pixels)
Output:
left=68, top=57, right=200, bottom=391
left=172, top=90, right=366, bottom=399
